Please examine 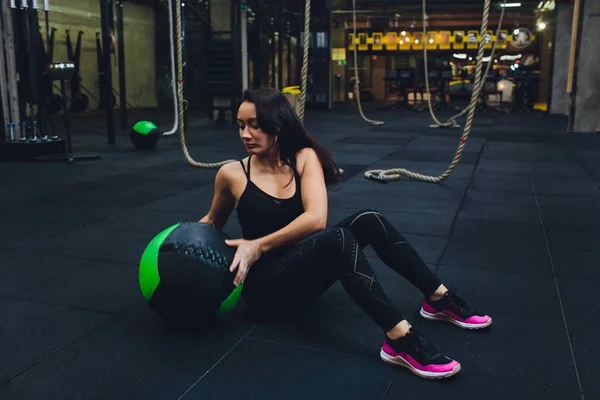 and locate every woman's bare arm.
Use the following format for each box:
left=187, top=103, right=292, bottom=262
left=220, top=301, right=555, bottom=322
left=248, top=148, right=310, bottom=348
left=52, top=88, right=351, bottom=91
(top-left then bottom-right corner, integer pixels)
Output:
left=199, top=163, right=236, bottom=230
